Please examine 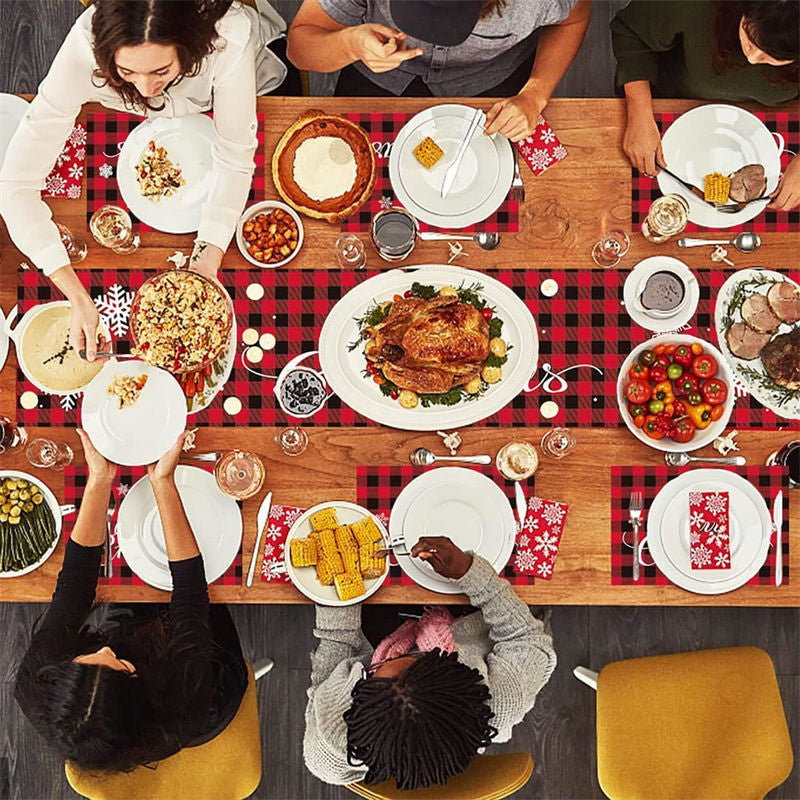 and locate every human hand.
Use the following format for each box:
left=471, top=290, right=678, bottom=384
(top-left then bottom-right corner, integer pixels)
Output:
left=769, top=156, right=800, bottom=212
left=147, top=432, right=188, bottom=484
left=623, top=106, right=664, bottom=177
left=346, top=24, right=423, bottom=73
left=410, top=536, right=472, bottom=580
left=484, top=88, right=546, bottom=142
left=188, top=240, right=224, bottom=281
left=70, top=293, right=107, bottom=362
left=77, top=428, right=117, bottom=486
